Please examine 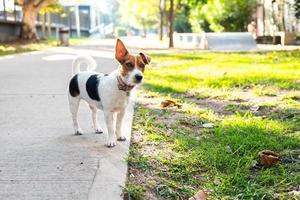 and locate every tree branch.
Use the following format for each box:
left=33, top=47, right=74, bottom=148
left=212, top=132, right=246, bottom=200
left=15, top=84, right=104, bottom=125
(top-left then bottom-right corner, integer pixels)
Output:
left=16, top=0, right=25, bottom=6
left=34, top=0, right=56, bottom=10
